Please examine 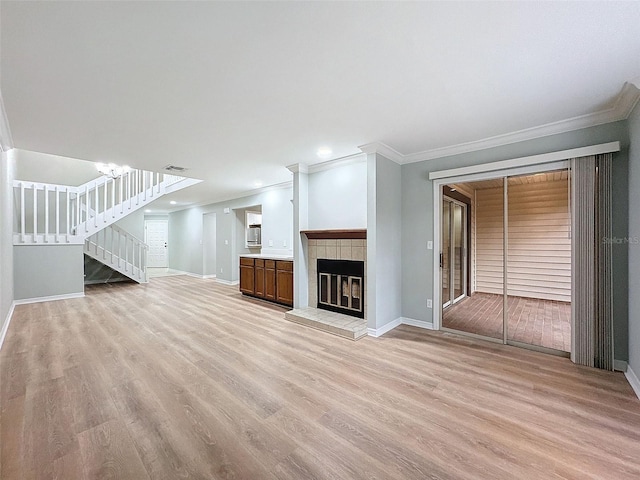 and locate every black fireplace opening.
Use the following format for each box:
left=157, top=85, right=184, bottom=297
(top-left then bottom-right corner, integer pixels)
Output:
left=317, top=259, right=365, bottom=319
